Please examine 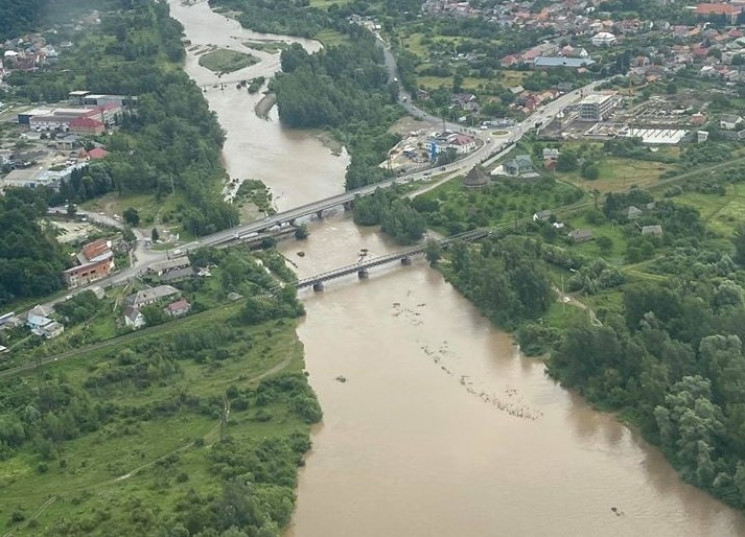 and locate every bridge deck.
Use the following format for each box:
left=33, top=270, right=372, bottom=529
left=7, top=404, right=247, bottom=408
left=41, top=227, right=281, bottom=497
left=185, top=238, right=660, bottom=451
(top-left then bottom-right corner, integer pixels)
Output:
left=295, top=228, right=489, bottom=288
